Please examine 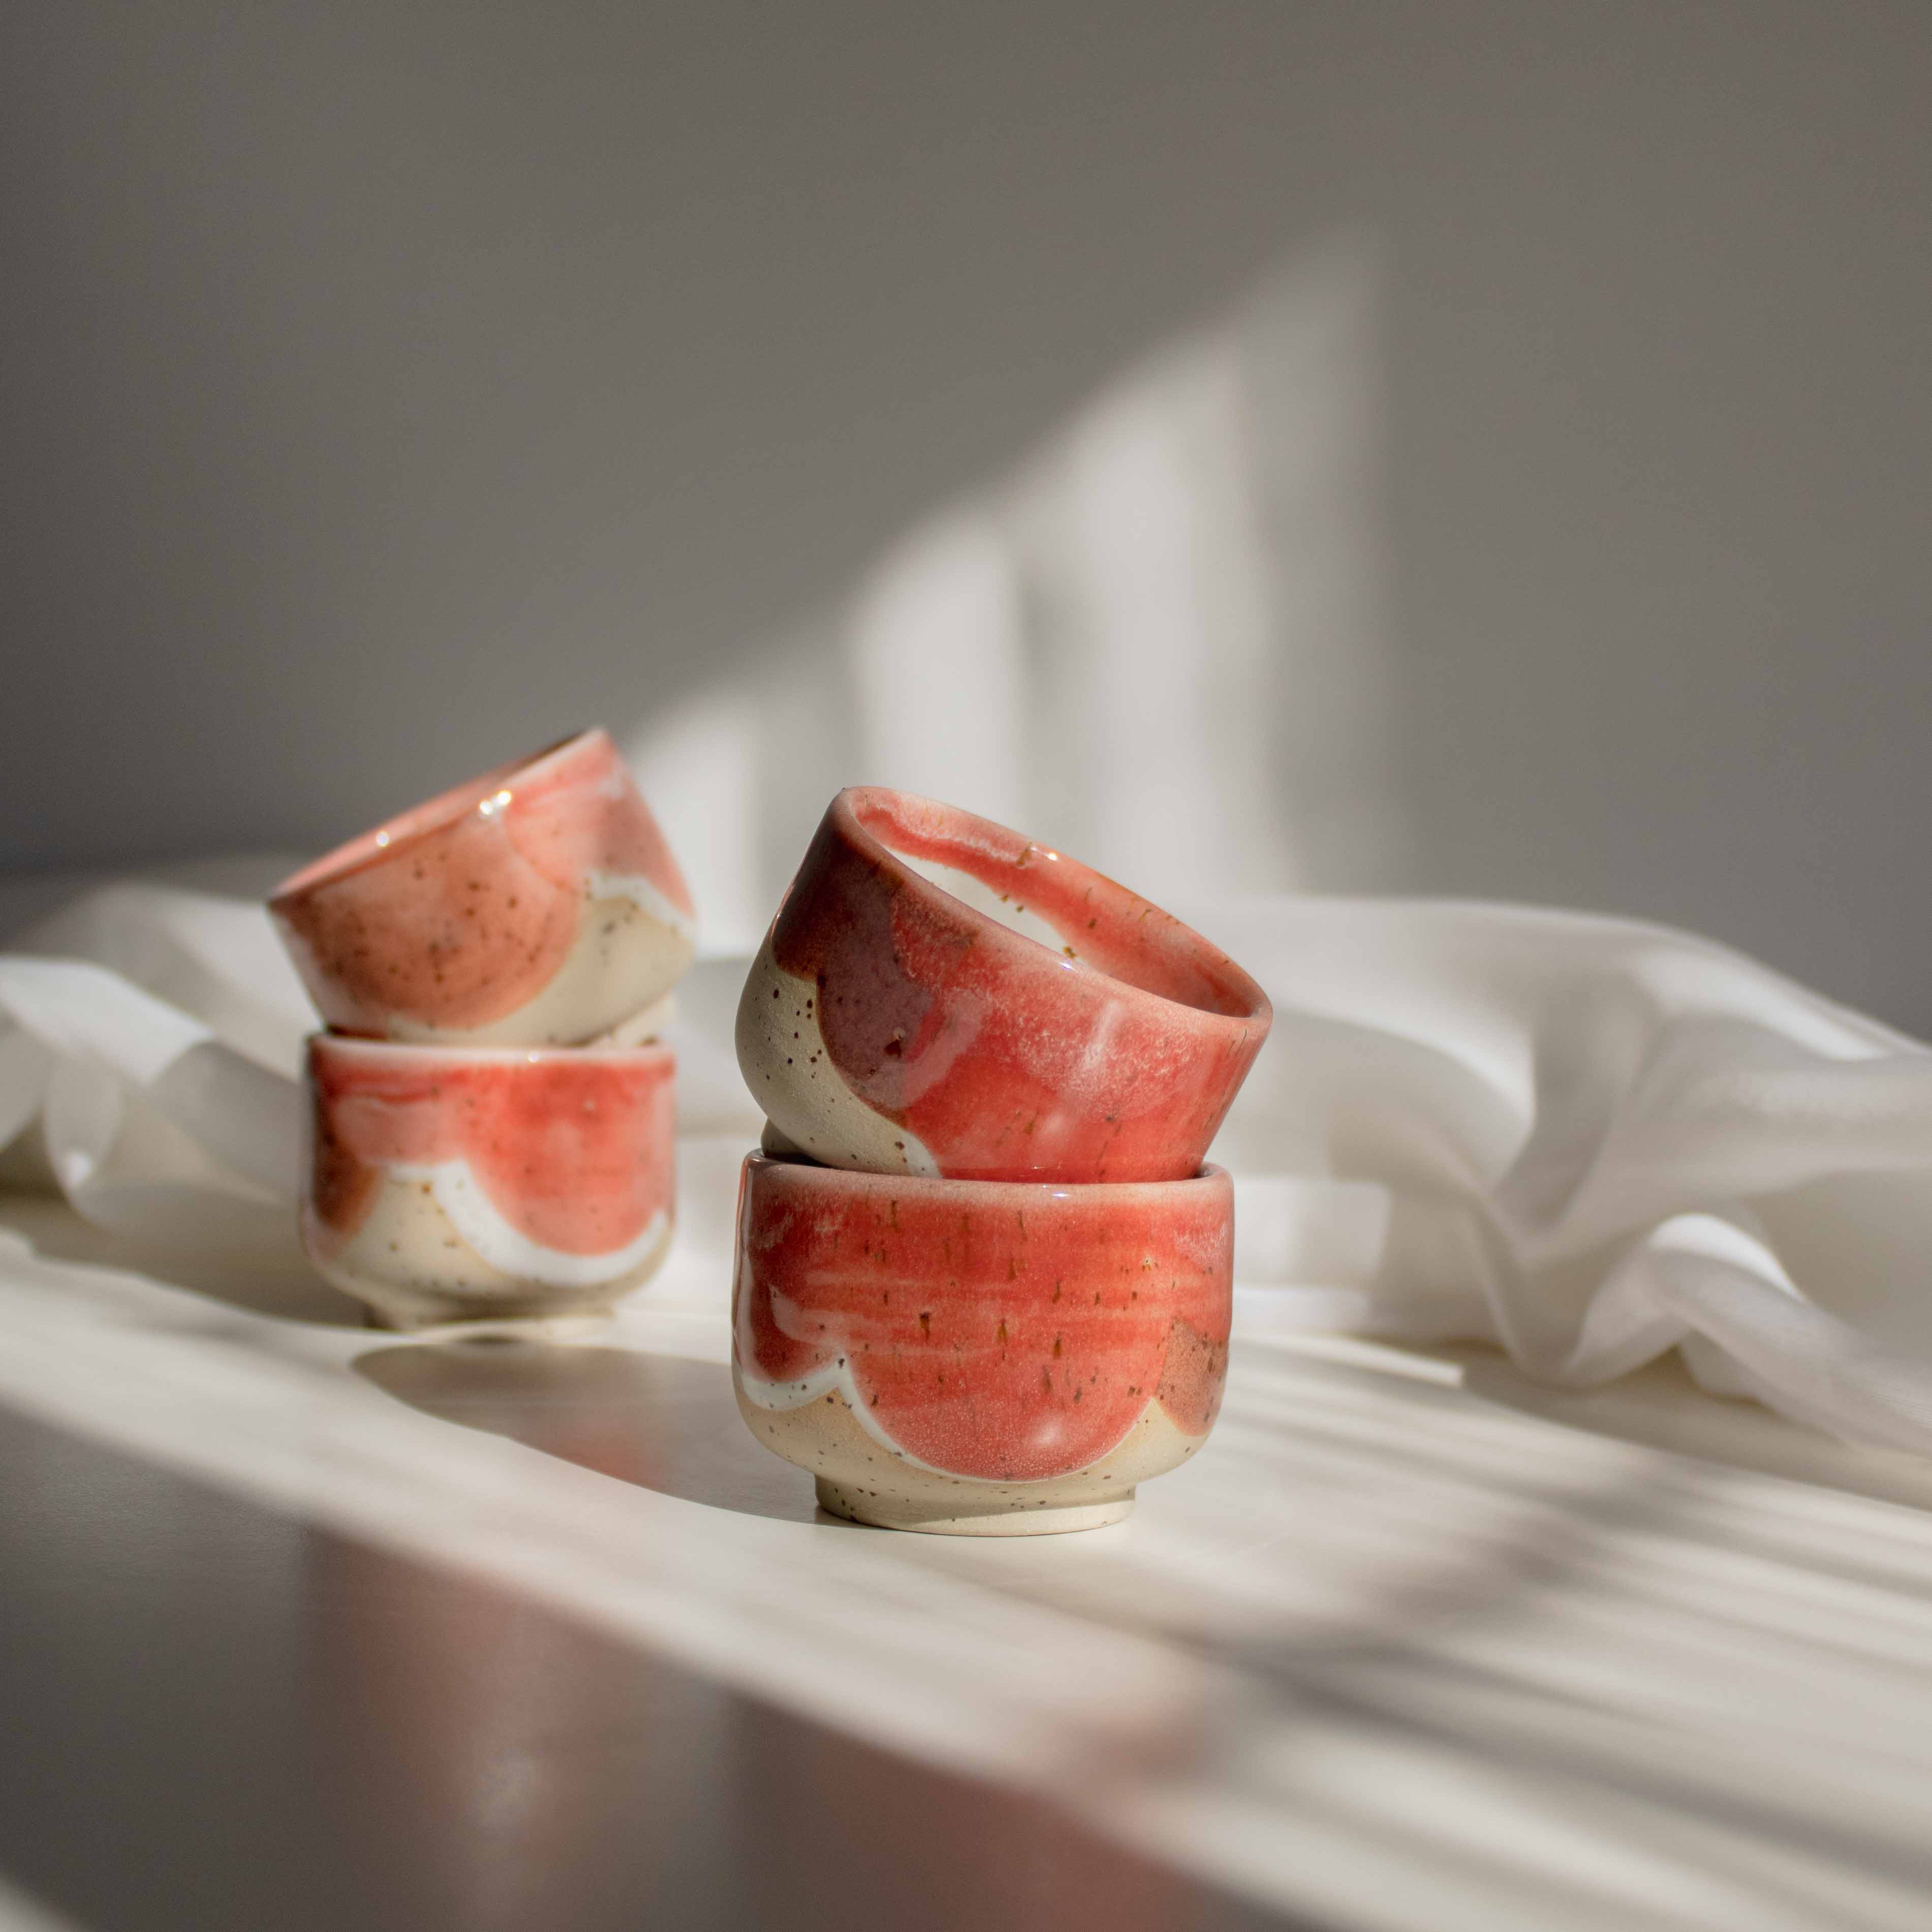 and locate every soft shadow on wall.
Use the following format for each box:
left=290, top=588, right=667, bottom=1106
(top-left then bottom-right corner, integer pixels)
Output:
left=627, top=243, right=1405, bottom=957
left=10, top=6, right=1931, bottom=1038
